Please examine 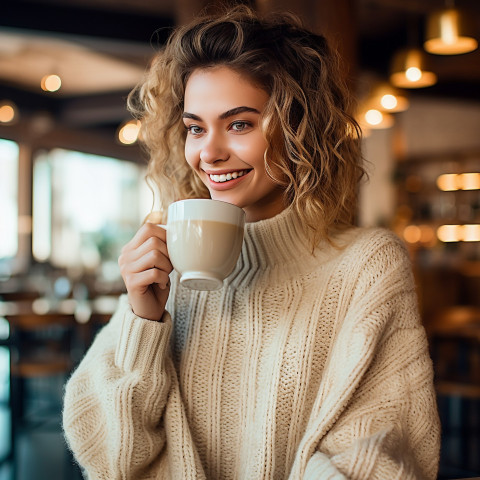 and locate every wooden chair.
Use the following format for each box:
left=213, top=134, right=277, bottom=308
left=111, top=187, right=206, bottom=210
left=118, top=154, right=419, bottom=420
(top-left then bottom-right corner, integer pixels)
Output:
left=4, top=308, right=77, bottom=477
left=428, top=306, right=480, bottom=475
left=428, top=306, right=480, bottom=390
